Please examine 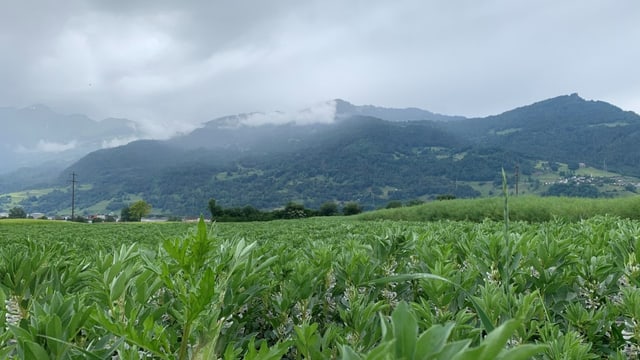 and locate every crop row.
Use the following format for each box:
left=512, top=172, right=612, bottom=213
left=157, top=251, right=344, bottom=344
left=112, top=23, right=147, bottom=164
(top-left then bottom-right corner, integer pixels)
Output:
left=1, top=216, right=639, bottom=358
